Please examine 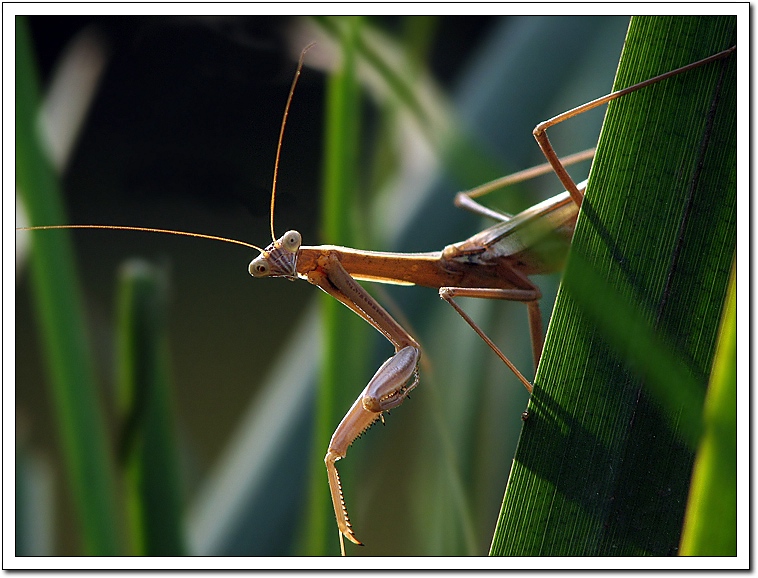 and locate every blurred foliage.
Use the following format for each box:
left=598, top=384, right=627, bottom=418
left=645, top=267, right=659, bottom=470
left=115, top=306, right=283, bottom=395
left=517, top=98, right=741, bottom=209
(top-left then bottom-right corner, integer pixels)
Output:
left=16, top=16, right=122, bottom=556
left=116, top=260, right=185, bottom=555
left=679, top=260, right=737, bottom=556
